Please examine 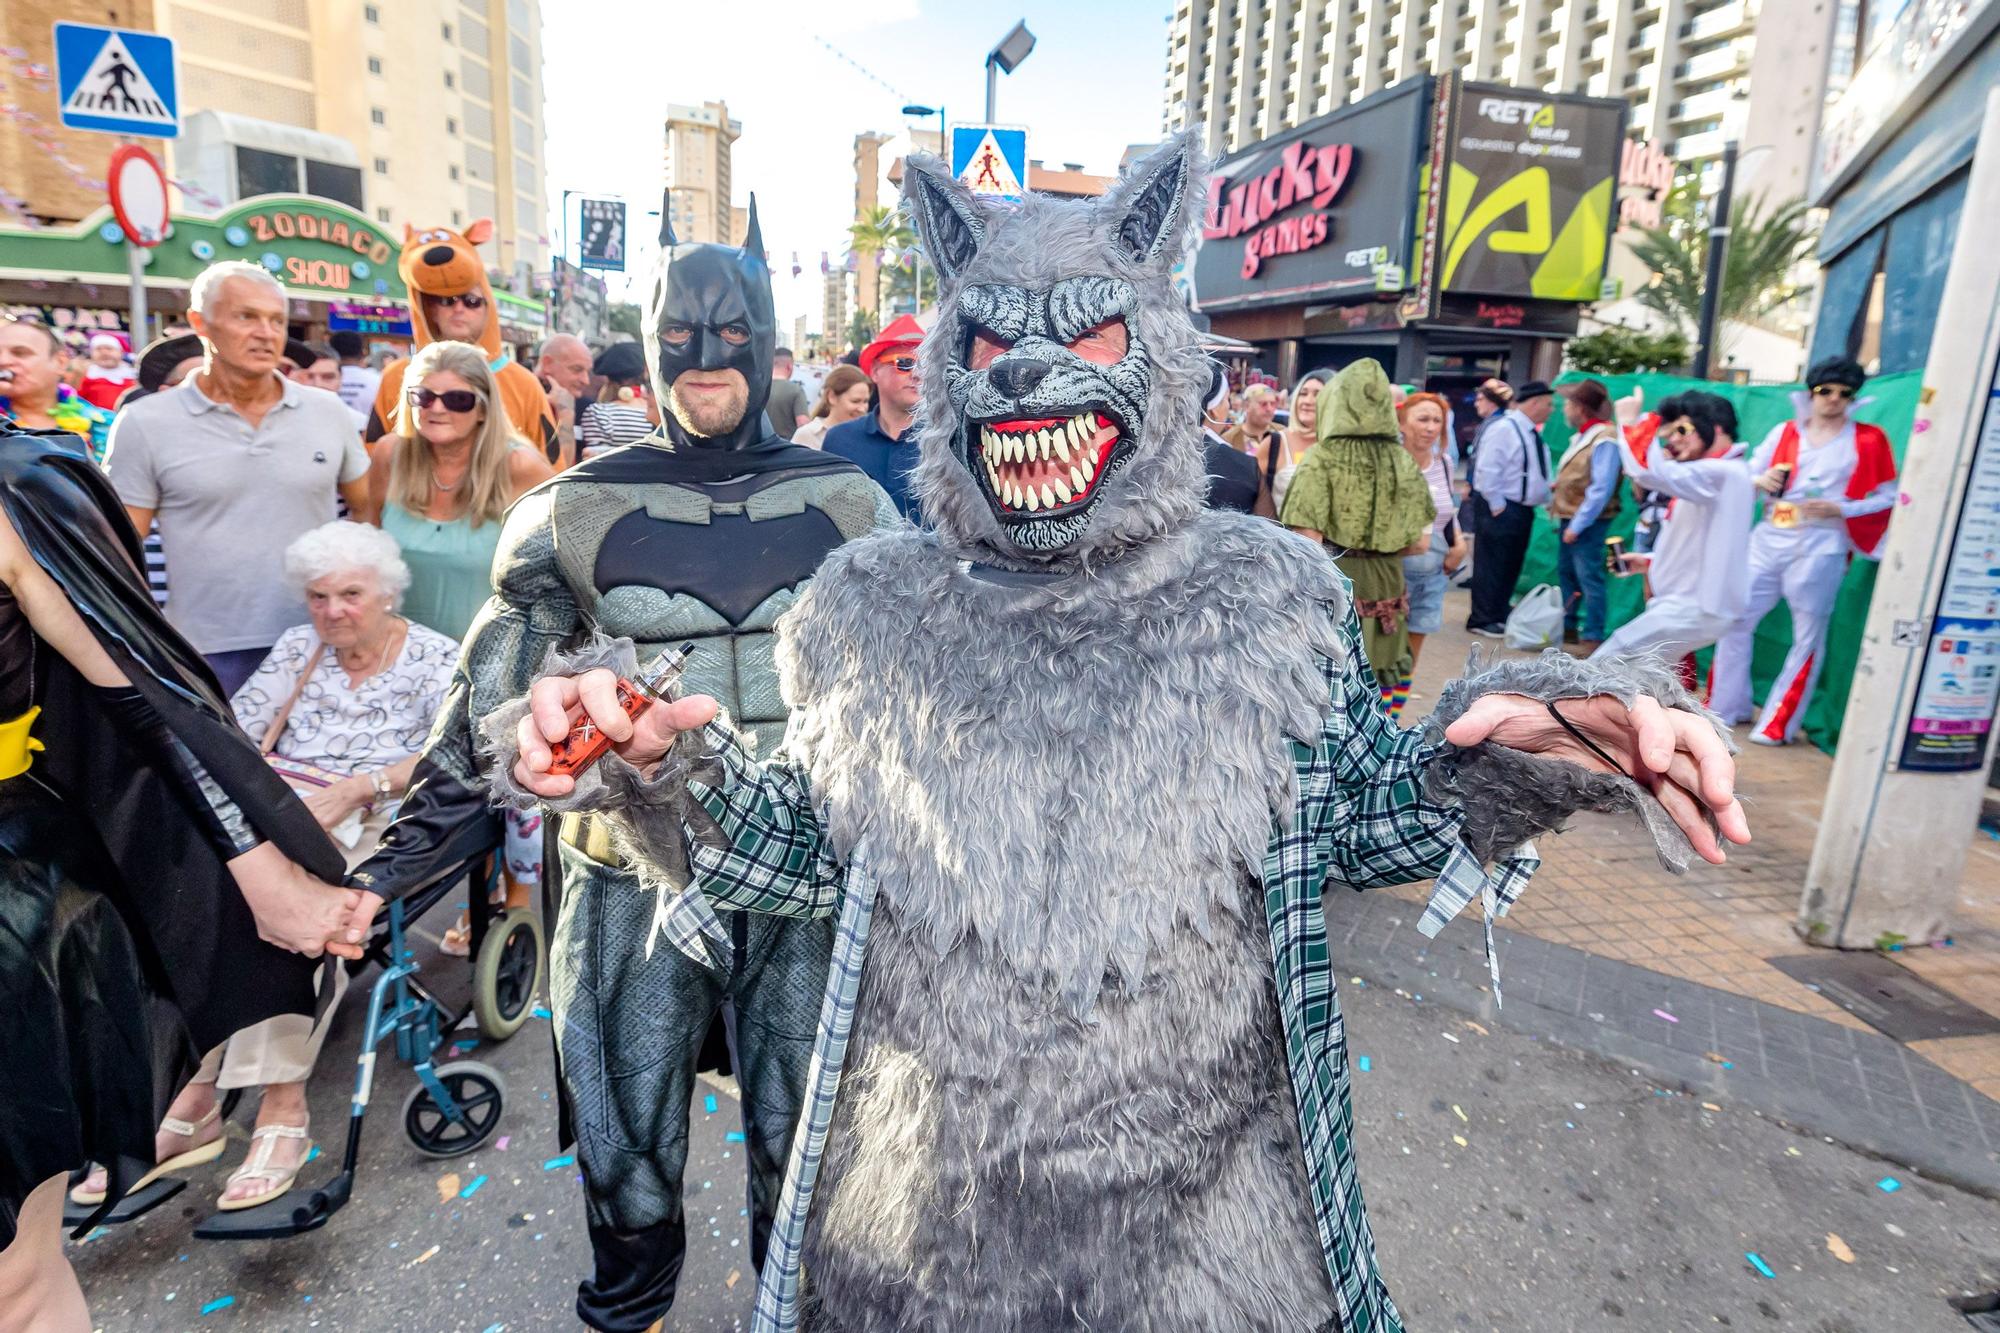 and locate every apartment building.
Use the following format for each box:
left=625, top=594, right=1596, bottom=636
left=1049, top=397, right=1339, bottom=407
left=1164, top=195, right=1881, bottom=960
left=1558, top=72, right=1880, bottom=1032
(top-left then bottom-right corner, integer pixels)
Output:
left=664, top=101, right=741, bottom=245
left=1161, top=0, right=1830, bottom=202
left=150, top=0, right=549, bottom=281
